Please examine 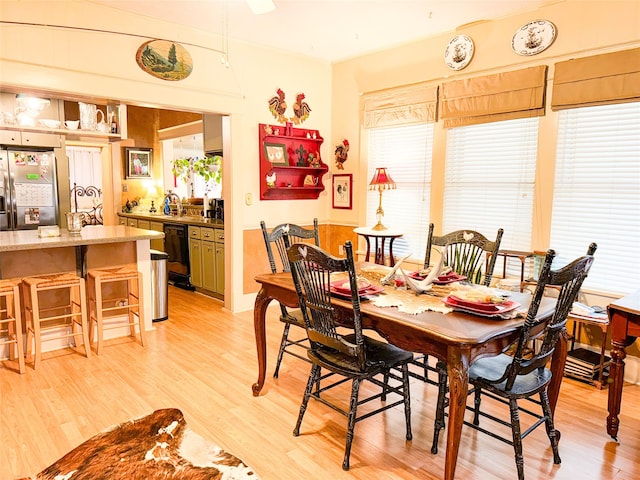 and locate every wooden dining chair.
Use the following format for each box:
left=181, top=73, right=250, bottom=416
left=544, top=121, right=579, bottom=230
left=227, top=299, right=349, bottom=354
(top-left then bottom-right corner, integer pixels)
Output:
left=260, top=219, right=320, bottom=378
left=287, top=240, right=413, bottom=470
left=431, top=243, right=597, bottom=480
left=413, top=223, right=504, bottom=382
